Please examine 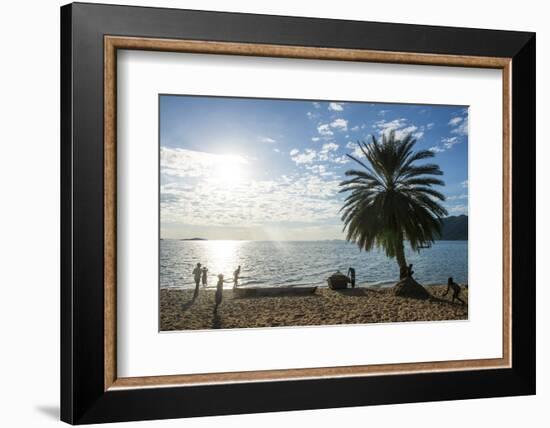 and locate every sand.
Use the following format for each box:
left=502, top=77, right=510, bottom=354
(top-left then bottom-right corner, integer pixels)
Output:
left=160, top=285, right=468, bottom=331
